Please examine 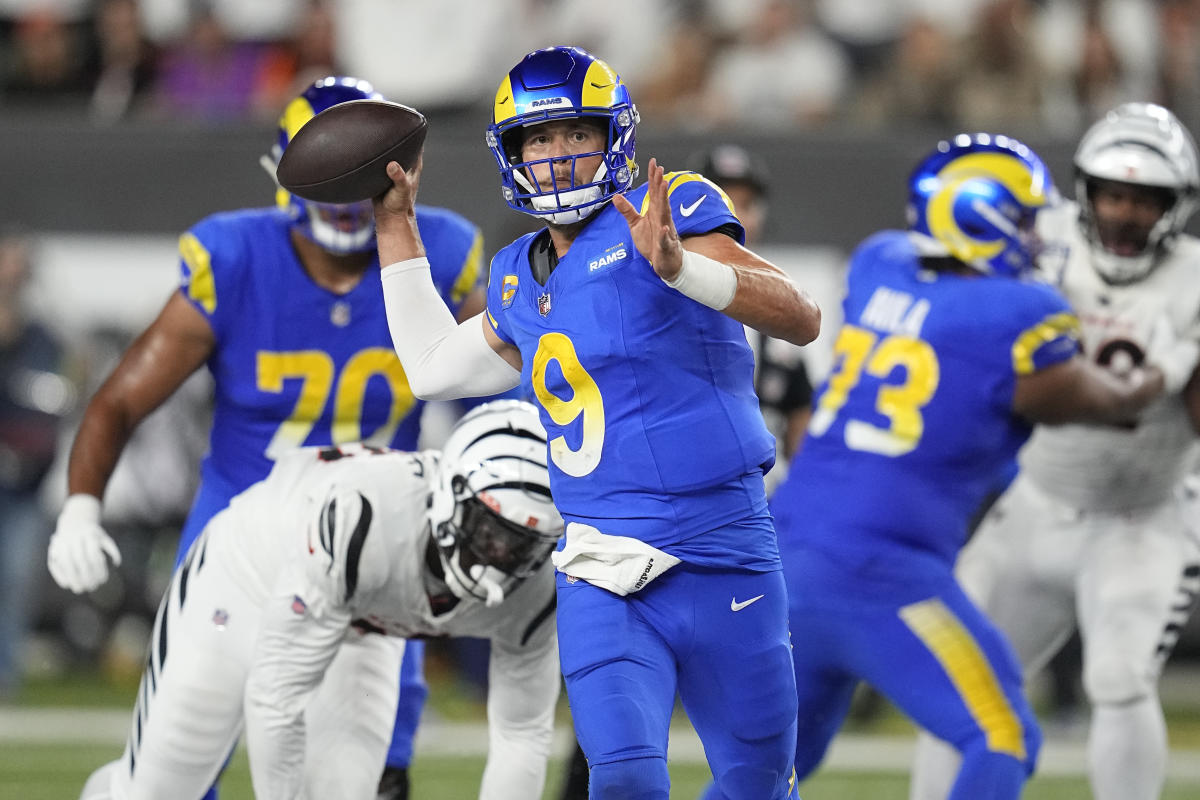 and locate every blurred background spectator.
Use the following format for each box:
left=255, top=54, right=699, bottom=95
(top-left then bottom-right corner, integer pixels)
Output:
left=950, top=0, right=1045, bottom=131
left=0, top=8, right=91, bottom=109
left=86, top=0, right=158, bottom=122
left=700, top=0, right=850, bottom=130
left=149, top=0, right=288, bottom=121
left=331, top=0, right=531, bottom=116
left=0, top=231, right=75, bottom=699
left=0, top=0, right=1194, bottom=137
left=1160, top=0, right=1200, bottom=138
